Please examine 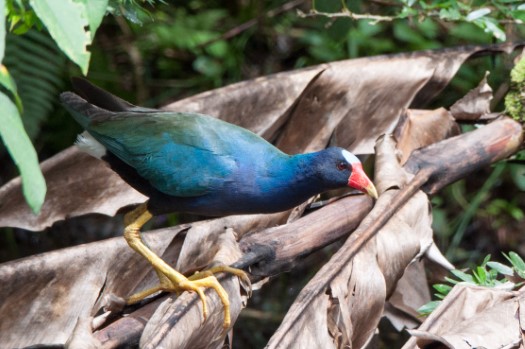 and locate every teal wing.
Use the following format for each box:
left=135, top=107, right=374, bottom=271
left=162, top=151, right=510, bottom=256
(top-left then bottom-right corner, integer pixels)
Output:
left=89, top=112, right=239, bottom=197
